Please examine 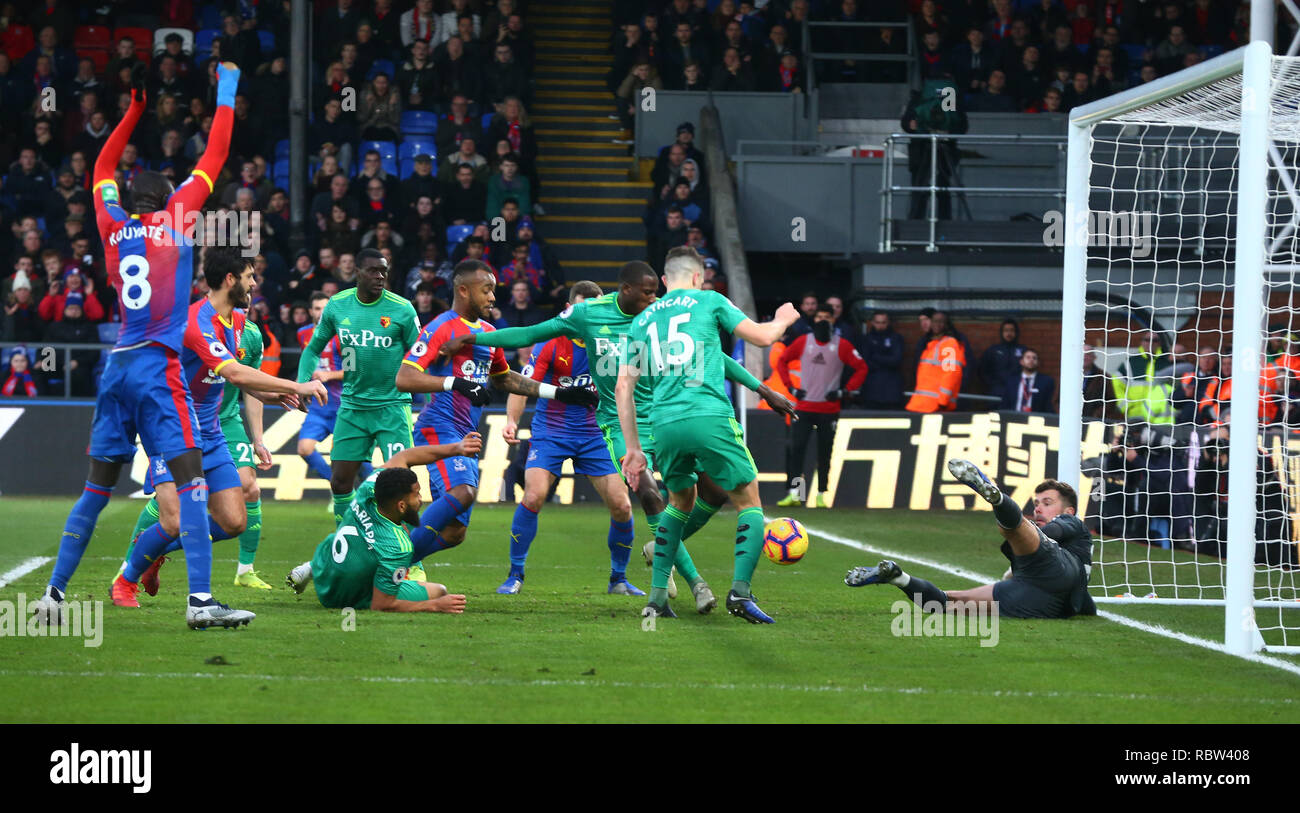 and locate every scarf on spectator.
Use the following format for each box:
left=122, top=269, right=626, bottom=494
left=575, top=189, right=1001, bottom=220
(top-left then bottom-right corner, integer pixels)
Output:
left=780, top=65, right=795, bottom=89
left=84, top=119, right=109, bottom=139
left=414, top=7, right=434, bottom=42
left=1102, top=1, right=1123, bottom=26
left=2, top=369, right=36, bottom=397
left=507, top=119, right=522, bottom=152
